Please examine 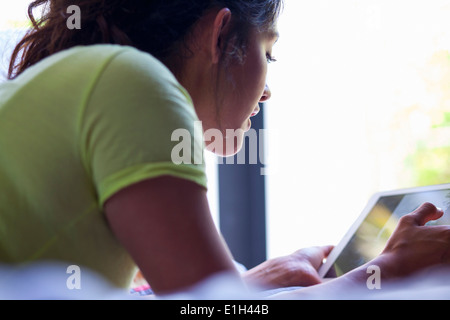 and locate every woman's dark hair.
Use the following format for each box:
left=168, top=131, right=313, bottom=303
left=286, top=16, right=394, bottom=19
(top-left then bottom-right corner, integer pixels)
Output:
left=8, top=0, right=283, bottom=79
